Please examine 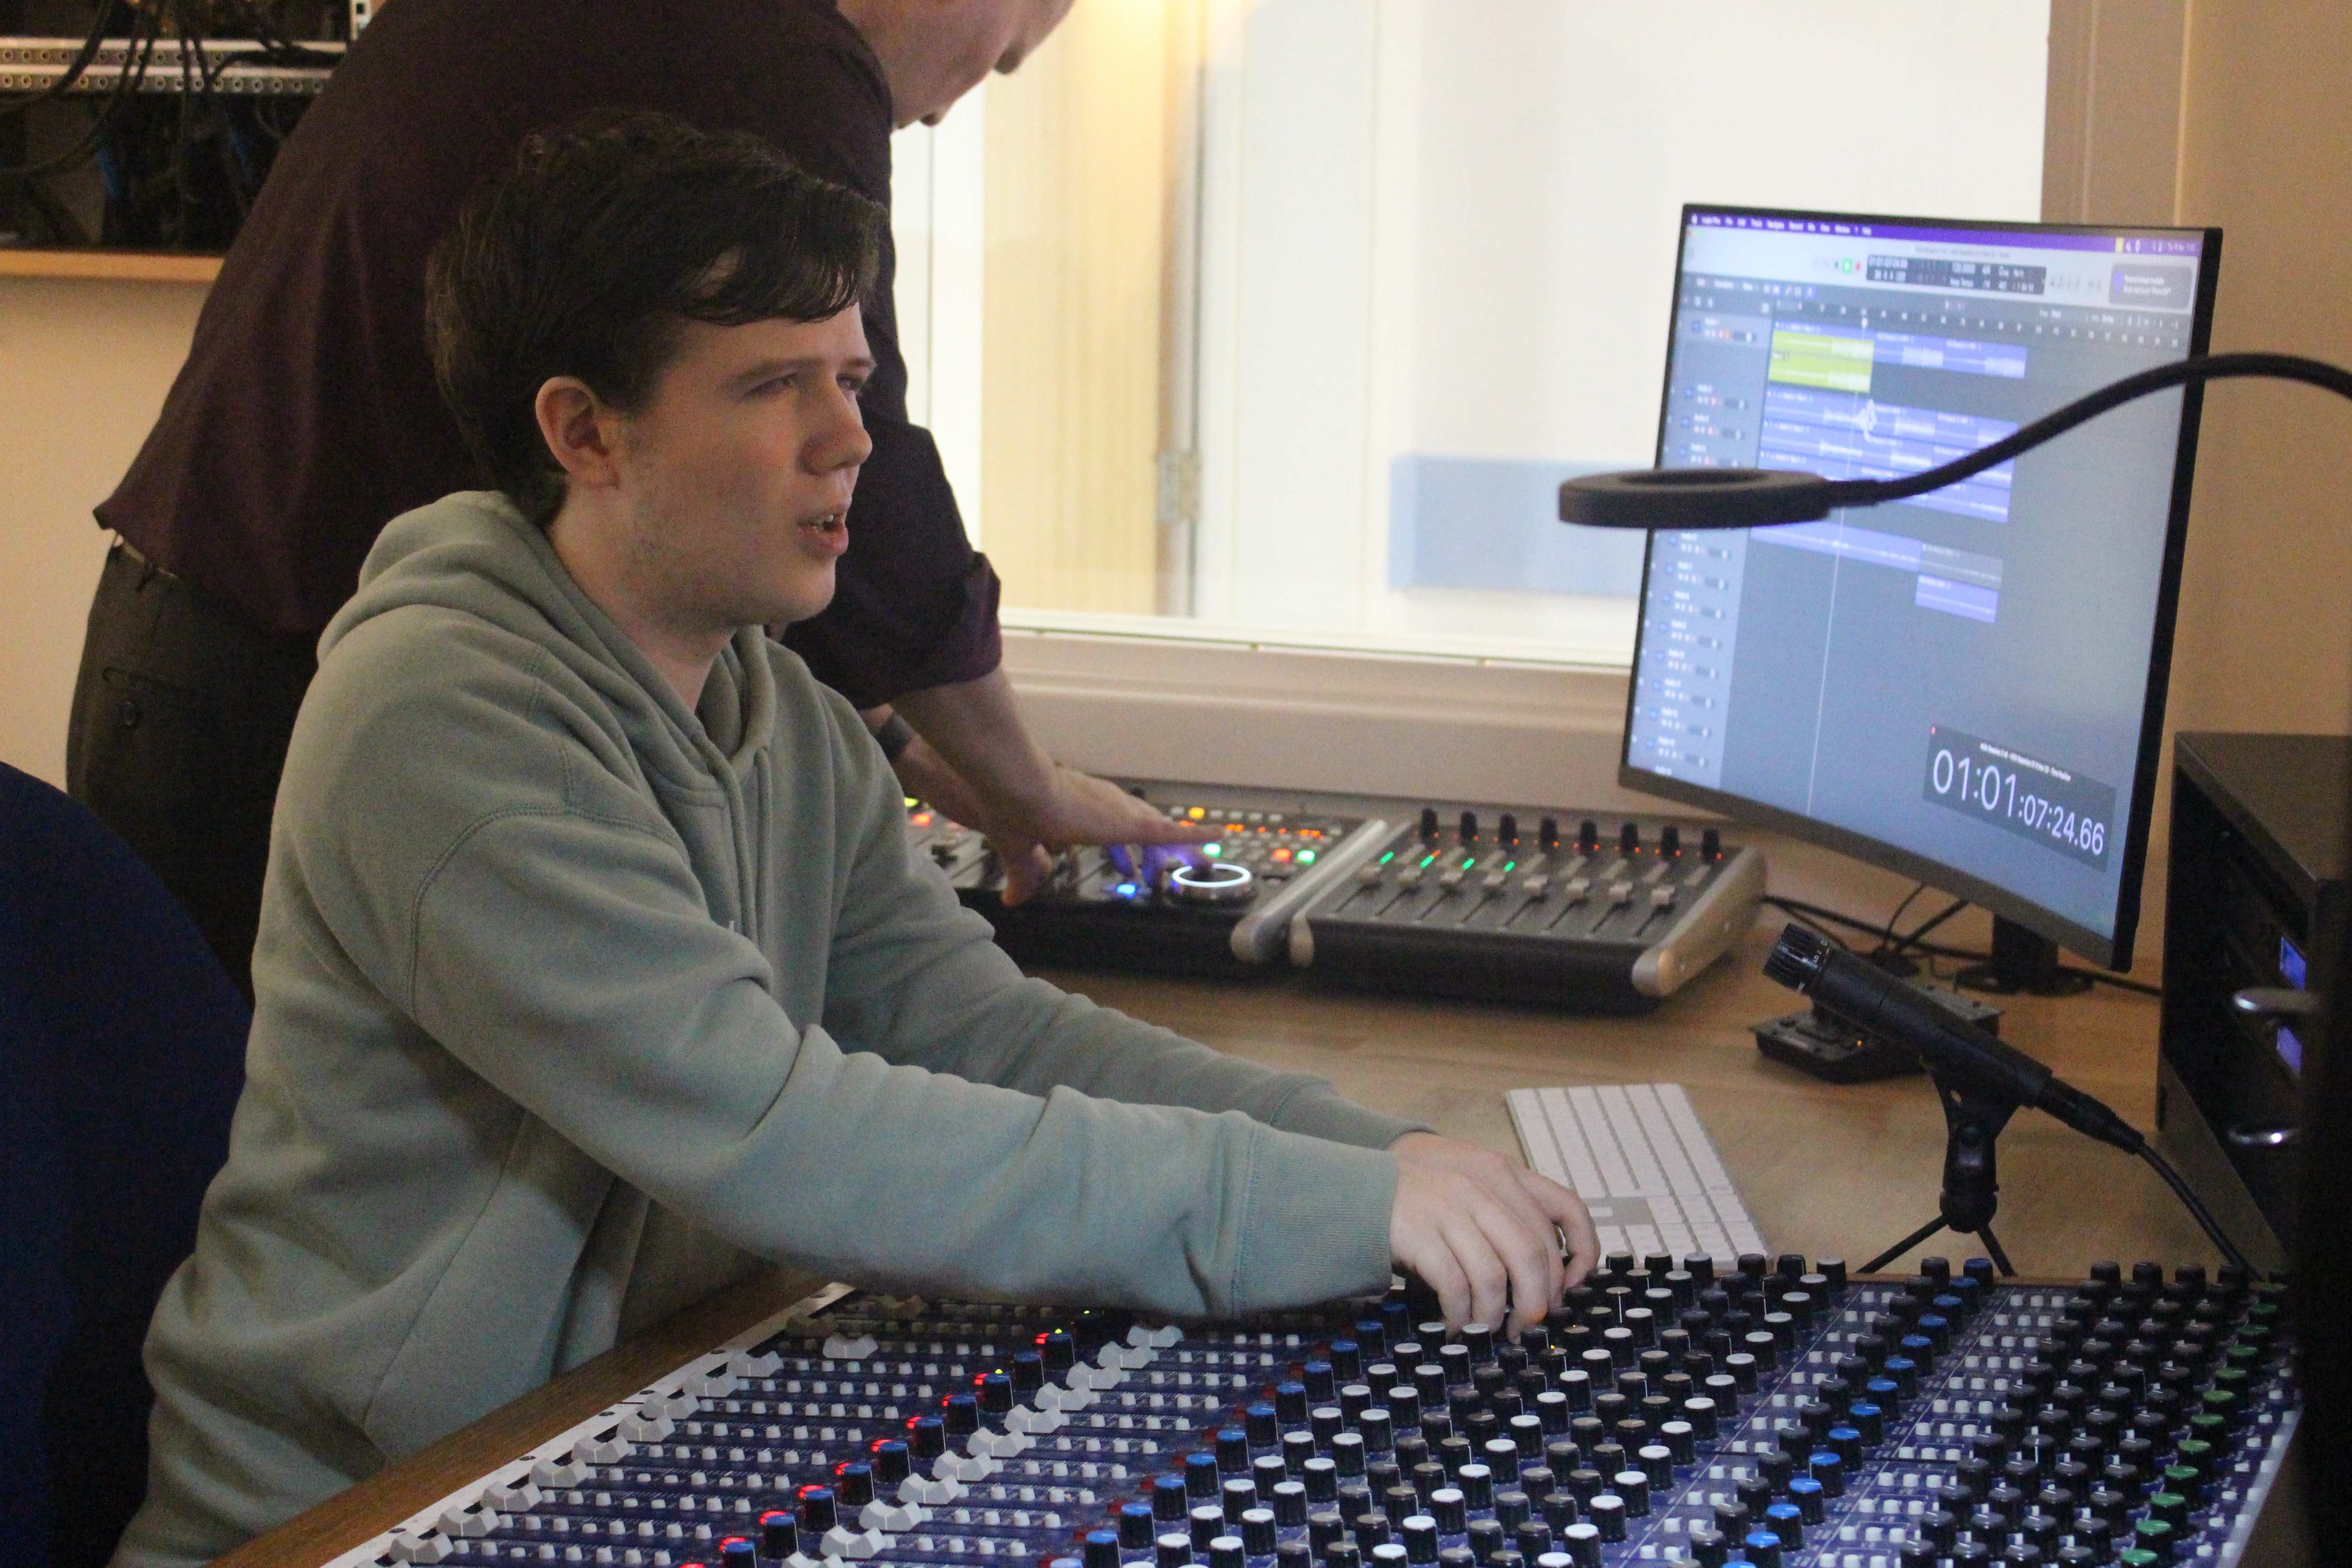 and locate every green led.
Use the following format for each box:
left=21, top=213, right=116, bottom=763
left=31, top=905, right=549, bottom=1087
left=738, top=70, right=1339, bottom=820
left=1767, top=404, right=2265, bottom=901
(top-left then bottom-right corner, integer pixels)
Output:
left=1420, top=853, right=1437, bottom=867
left=1379, top=851, right=1396, bottom=865
left=1503, top=861, right=1516, bottom=872
left=1298, top=849, right=1317, bottom=865
left=1461, top=858, right=1476, bottom=870
left=1203, top=843, right=1221, bottom=857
